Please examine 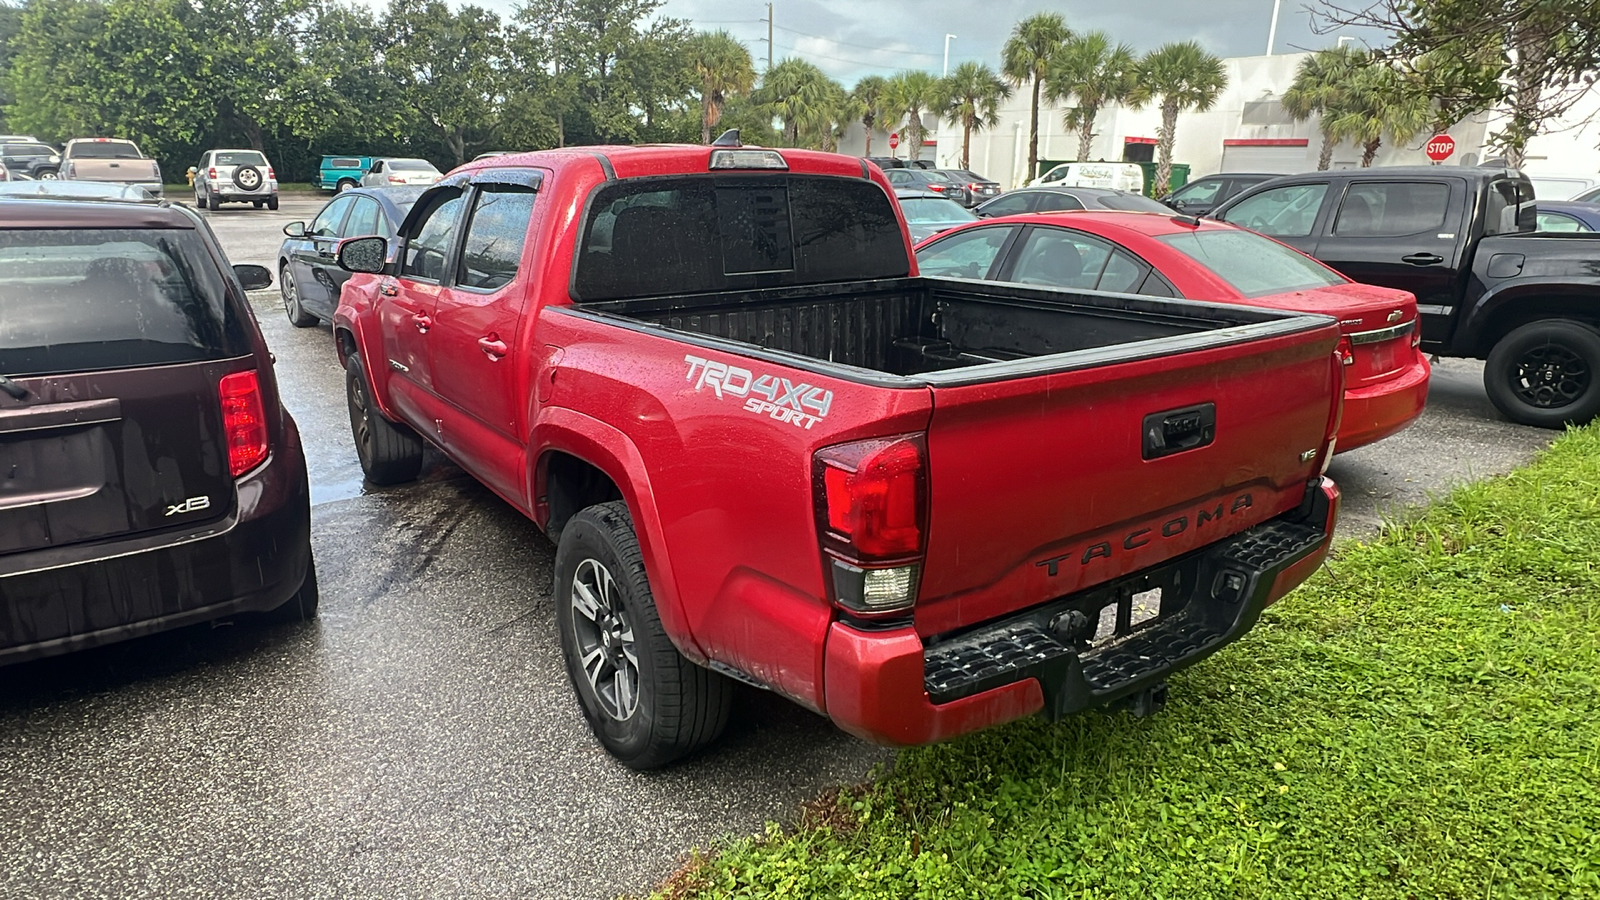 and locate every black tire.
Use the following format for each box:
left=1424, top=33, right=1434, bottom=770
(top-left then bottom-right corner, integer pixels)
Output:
left=35, top=168, right=57, bottom=180
left=257, top=555, right=320, bottom=624
left=554, top=501, right=733, bottom=769
left=345, top=350, right=424, bottom=485
left=1484, top=319, right=1600, bottom=428
left=336, top=178, right=357, bottom=193
left=280, top=263, right=317, bottom=327
left=267, top=195, right=279, bottom=211
left=233, top=164, right=263, bottom=192
left=206, top=192, right=220, bottom=211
